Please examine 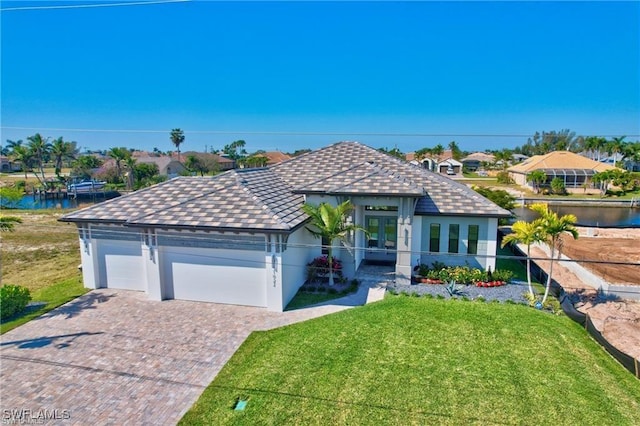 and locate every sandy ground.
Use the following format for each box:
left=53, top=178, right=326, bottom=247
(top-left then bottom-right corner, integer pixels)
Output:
left=529, top=227, right=640, bottom=360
